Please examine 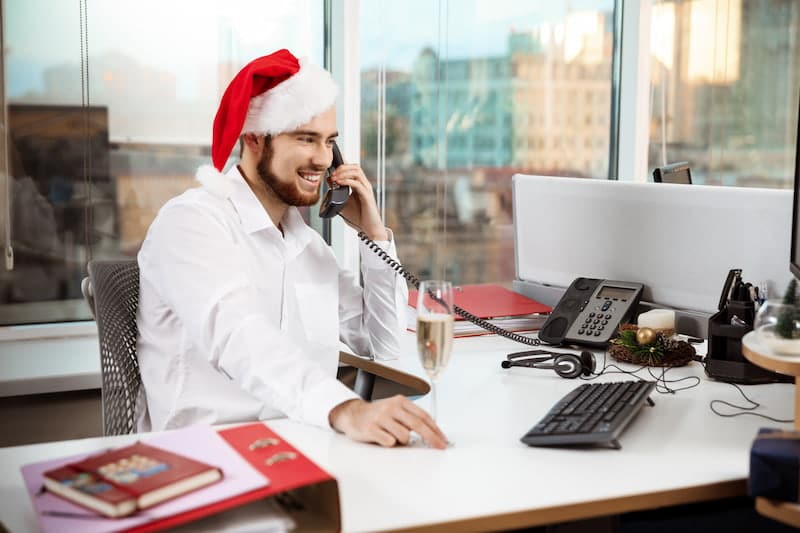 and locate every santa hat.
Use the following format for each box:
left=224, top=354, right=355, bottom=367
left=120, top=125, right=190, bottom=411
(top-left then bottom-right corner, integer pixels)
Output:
left=211, top=49, right=338, bottom=171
